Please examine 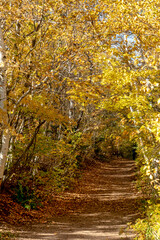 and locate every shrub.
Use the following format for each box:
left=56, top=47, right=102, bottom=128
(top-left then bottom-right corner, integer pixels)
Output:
left=132, top=202, right=160, bottom=240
